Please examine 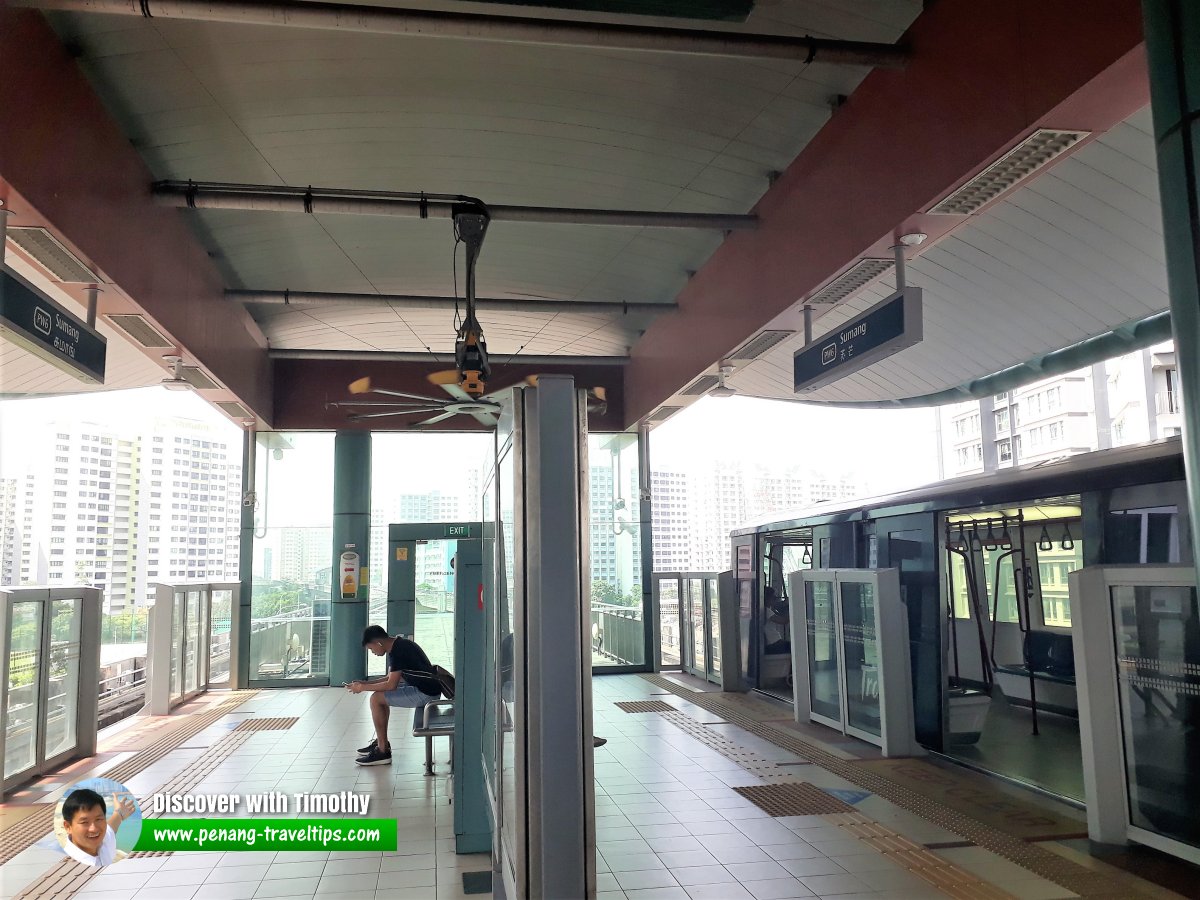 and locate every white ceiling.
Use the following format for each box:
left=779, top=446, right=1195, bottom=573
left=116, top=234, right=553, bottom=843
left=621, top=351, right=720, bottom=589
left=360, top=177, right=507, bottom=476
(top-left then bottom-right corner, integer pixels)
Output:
left=726, top=106, right=1167, bottom=404
left=0, top=257, right=168, bottom=397
left=45, top=0, right=922, bottom=357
